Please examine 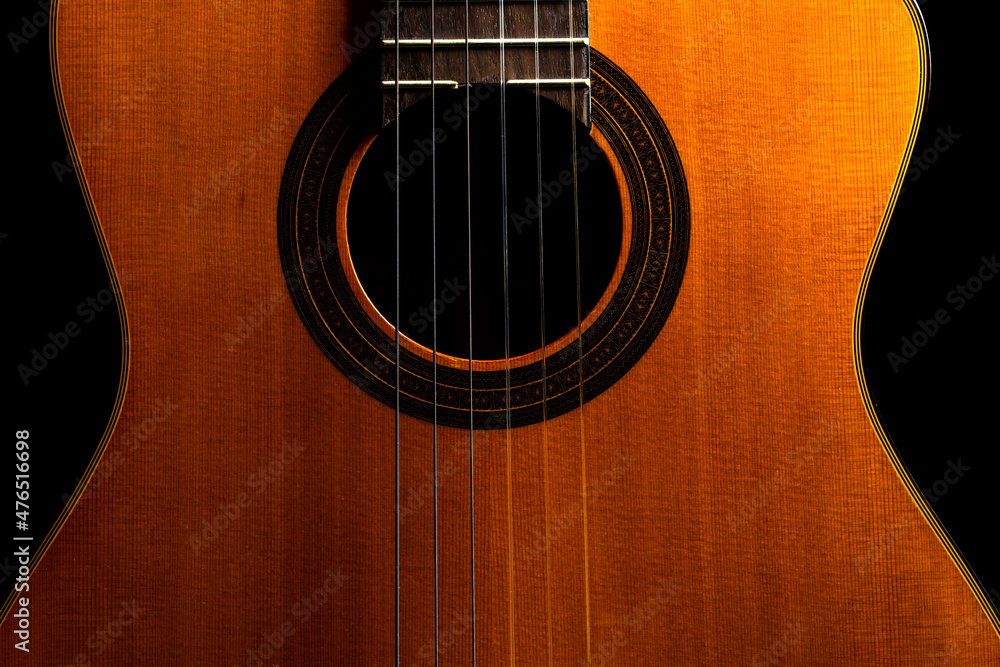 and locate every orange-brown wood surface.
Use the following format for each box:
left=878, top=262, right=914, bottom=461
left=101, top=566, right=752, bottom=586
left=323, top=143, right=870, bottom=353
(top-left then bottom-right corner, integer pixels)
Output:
left=5, top=0, right=998, bottom=664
